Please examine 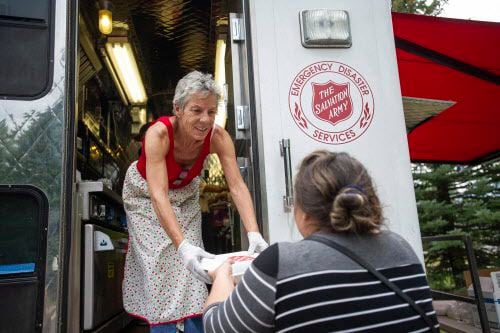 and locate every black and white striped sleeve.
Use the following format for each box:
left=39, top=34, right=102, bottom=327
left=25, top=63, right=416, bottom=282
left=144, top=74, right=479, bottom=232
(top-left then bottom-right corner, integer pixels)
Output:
left=203, top=244, right=279, bottom=333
